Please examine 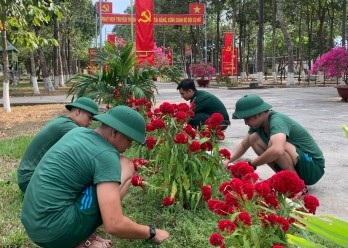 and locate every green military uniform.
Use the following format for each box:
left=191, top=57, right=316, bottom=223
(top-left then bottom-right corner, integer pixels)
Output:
left=21, top=127, right=121, bottom=248
left=190, top=90, right=230, bottom=129
left=249, top=111, right=325, bottom=185
left=17, top=116, right=78, bottom=193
